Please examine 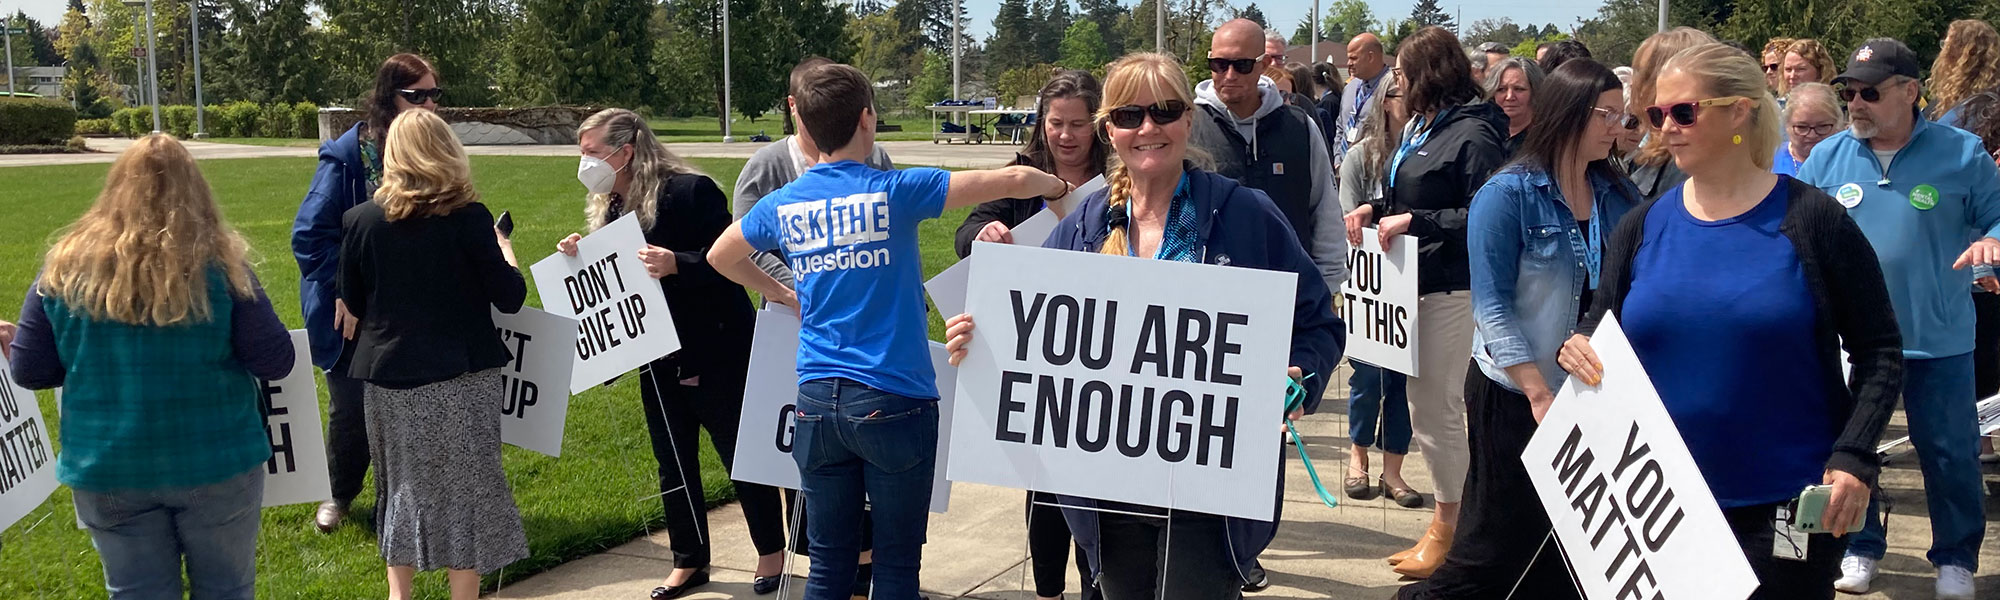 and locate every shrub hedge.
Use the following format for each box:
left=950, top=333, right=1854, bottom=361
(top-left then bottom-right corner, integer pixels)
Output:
left=0, top=97, right=79, bottom=145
